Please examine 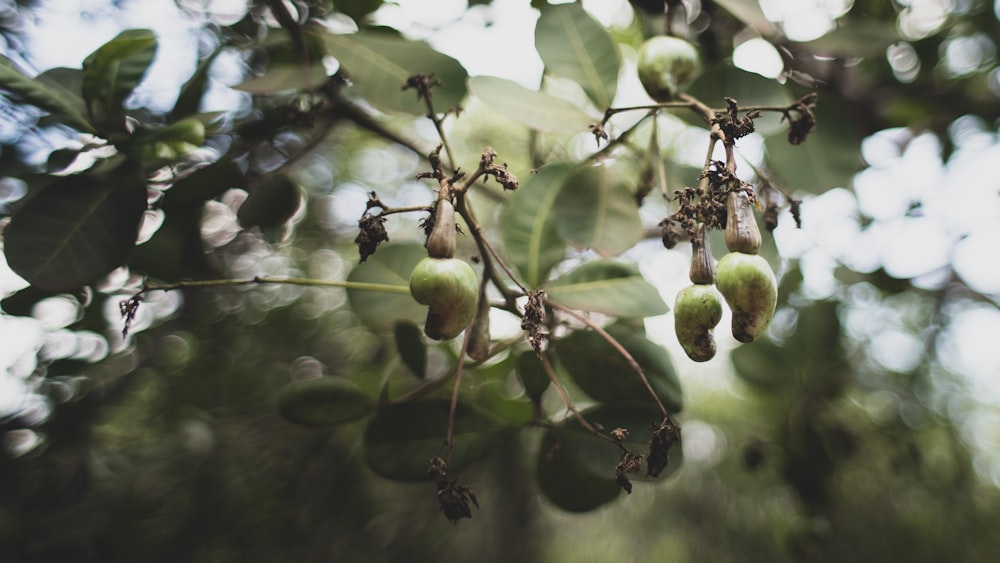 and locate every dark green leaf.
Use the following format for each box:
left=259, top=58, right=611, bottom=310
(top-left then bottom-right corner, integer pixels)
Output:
left=394, top=320, right=427, bottom=378
left=554, top=164, right=643, bottom=256
left=1, top=286, right=63, bottom=316
left=535, top=3, right=620, bottom=109
left=536, top=426, right=621, bottom=512
left=278, top=377, right=375, bottom=427
left=0, top=56, right=94, bottom=132
left=799, top=21, right=900, bottom=57
left=346, top=243, right=426, bottom=329
left=473, top=380, right=533, bottom=425
left=130, top=208, right=213, bottom=282
left=556, top=324, right=682, bottom=413
left=730, top=339, right=797, bottom=389
left=516, top=350, right=551, bottom=404
left=547, top=259, right=667, bottom=317
left=364, top=397, right=506, bottom=480
left=713, top=0, right=779, bottom=36
left=319, top=30, right=468, bottom=115
left=161, top=160, right=246, bottom=212
left=81, top=29, right=158, bottom=132
left=500, top=163, right=570, bottom=287
left=170, top=49, right=221, bottom=120
left=3, top=161, right=146, bottom=291
left=335, top=0, right=384, bottom=23
left=237, top=175, right=301, bottom=230
left=468, top=76, right=596, bottom=133
left=764, top=101, right=864, bottom=193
